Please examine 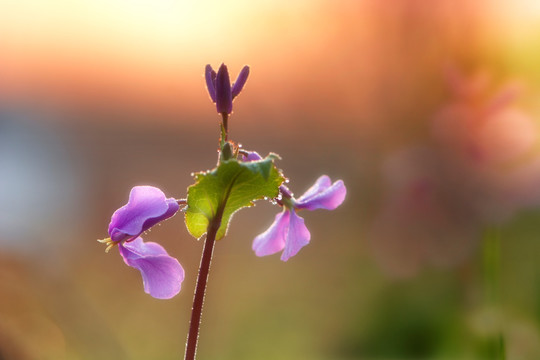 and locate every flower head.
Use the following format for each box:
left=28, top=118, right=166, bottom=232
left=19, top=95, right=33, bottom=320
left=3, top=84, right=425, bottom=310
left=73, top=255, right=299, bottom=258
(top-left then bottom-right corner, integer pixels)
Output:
left=105, top=186, right=180, bottom=248
left=205, top=64, right=250, bottom=115
left=99, top=186, right=184, bottom=299
left=253, top=176, right=346, bottom=261
left=431, top=69, right=540, bottom=222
